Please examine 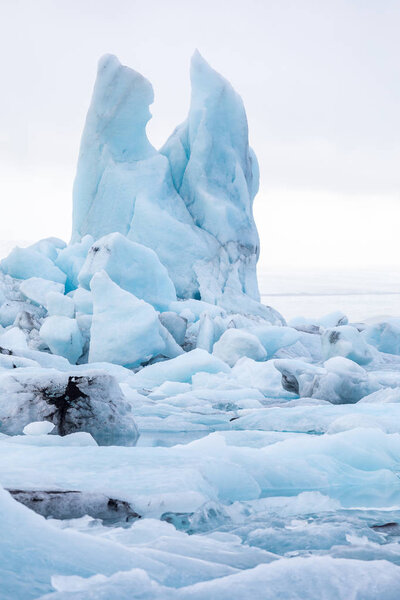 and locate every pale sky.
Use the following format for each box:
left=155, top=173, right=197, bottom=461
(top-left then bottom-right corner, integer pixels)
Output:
left=1, top=0, right=399, bottom=268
